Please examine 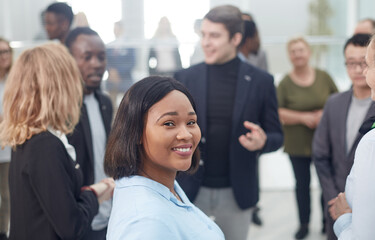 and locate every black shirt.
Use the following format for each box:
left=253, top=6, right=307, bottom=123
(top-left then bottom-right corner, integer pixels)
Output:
left=203, top=57, right=240, bottom=187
